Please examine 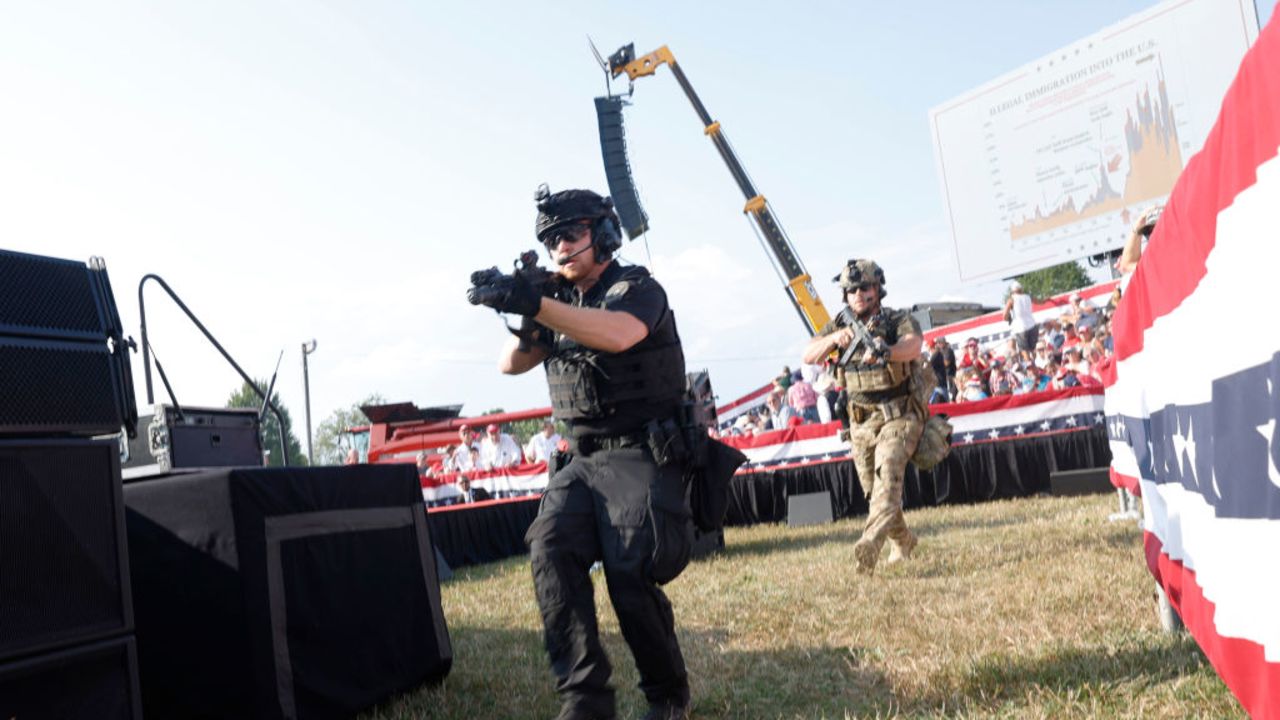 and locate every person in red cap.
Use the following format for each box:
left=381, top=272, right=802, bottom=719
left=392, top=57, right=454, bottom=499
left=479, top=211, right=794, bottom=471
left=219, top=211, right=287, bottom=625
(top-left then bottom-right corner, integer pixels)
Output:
left=479, top=423, right=521, bottom=470
left=449, top=425, right=478, bottom=472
